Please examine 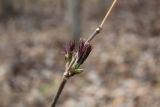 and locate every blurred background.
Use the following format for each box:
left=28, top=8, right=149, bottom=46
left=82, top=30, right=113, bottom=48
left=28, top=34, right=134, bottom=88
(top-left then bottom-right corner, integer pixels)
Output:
left=0, top=0, right=160, bottom=107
